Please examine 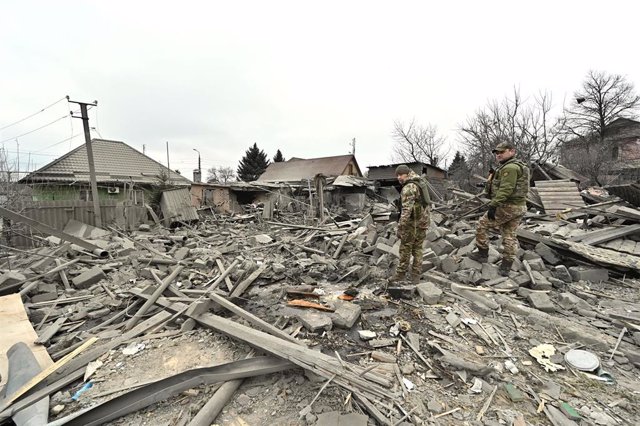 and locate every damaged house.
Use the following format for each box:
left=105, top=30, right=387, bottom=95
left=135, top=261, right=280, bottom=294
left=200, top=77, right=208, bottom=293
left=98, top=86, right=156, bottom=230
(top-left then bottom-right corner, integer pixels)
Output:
left=561, top=117, right=640, bottom=185
left=19, top=138, right=190, bottom=202
left=367, top=162, right=448, bottom=203
left=257, top=154, right=369, bottom=213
